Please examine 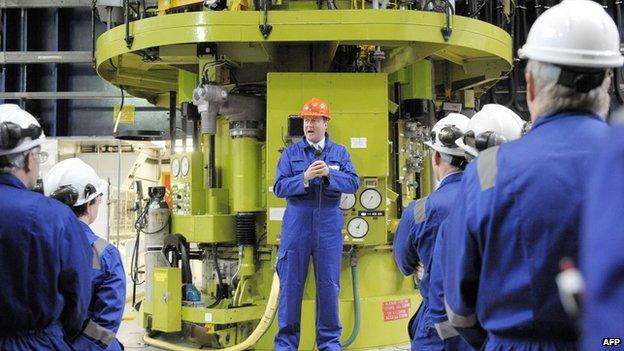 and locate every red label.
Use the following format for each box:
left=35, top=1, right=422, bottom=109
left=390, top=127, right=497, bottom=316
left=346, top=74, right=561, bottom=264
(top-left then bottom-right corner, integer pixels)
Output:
left=382, top=298, right=411, bottom=321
